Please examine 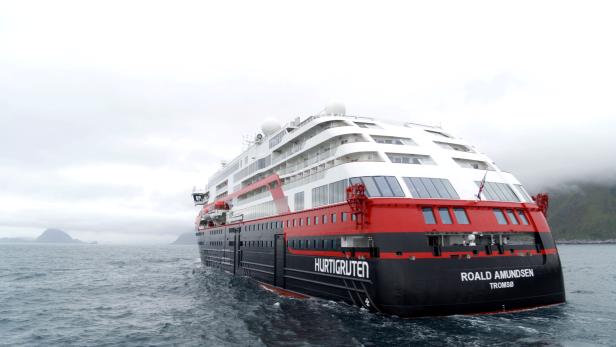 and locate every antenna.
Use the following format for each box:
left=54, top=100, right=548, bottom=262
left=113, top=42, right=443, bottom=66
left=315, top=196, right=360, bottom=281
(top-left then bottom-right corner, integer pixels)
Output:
left=242, top=134, right=255, bottom=151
